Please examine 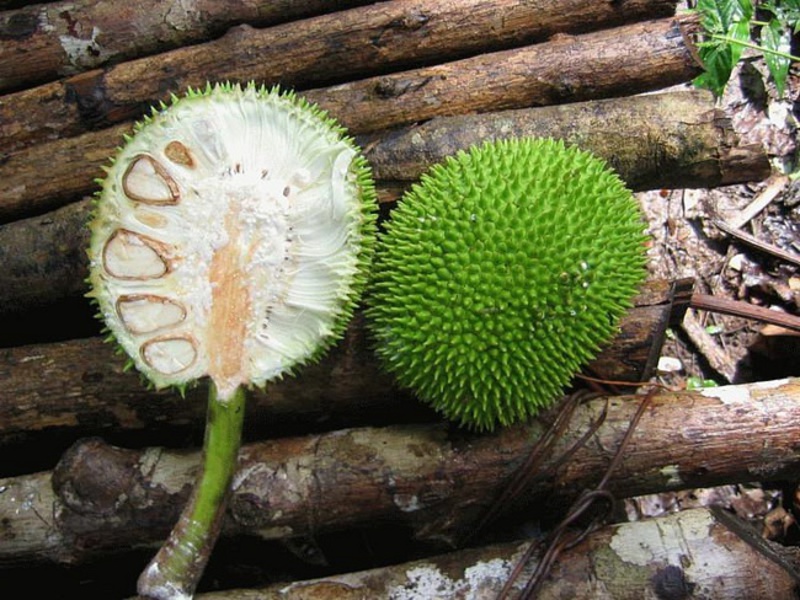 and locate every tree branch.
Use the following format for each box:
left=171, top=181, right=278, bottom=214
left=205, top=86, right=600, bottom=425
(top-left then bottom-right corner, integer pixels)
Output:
left=0, top=13, right=693, bottom=155
left=2, top=378, right=798, bottom=567
left=0, top=0, right=376, bottom=92
left=0, top=88, right=769, bottom=223
left=0, top=280, right=684, bottom=455
left=187, top=508, right=800, bottom=600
